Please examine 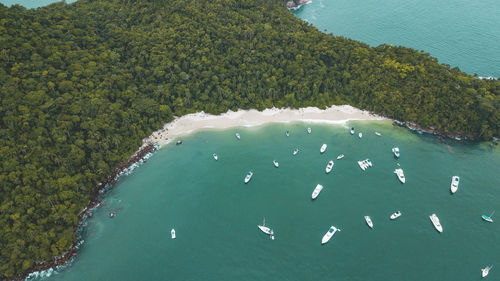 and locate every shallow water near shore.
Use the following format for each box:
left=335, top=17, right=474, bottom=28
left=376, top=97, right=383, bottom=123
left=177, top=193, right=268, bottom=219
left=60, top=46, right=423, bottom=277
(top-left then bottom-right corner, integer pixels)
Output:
left=32, top=121, right=500, bottom=281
